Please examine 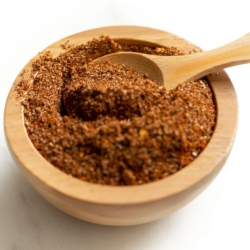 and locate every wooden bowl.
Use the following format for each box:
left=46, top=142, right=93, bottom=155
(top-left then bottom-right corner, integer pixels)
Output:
left=4, top=26, right=238, bottom=226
